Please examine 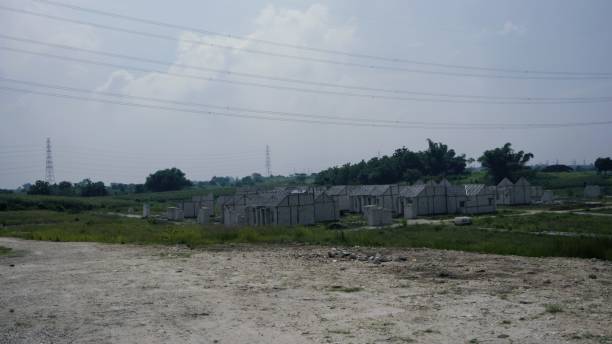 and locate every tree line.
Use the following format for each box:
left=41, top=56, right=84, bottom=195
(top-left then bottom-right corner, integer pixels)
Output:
left=315, top=140, right=468, bottom=185
left=315, top=140, right=538, bottom=185
left=18, top=146, right=610, bottom=196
